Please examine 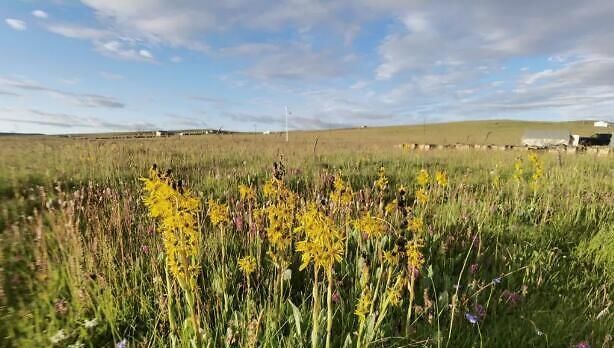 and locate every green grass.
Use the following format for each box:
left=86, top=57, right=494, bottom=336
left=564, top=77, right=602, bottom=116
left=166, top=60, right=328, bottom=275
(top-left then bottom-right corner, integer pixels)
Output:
left=0, top=122, right=612, bottom=347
